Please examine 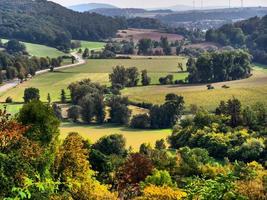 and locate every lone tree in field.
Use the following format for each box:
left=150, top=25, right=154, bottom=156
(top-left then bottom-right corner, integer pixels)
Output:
left=109, top=66, right=140, bottom=88
left=141, top=70, right=151, bottom=86
left=109, top=66, right=128, bottom=88
left=23, top=88, right=40, bottom=103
